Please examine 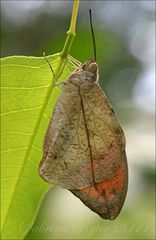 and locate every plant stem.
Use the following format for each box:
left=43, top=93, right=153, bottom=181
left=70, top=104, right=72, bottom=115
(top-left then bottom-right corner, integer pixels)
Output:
left=55, top=0, right=79, bottom=80
left=60, top=0, right=79, bottom=59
